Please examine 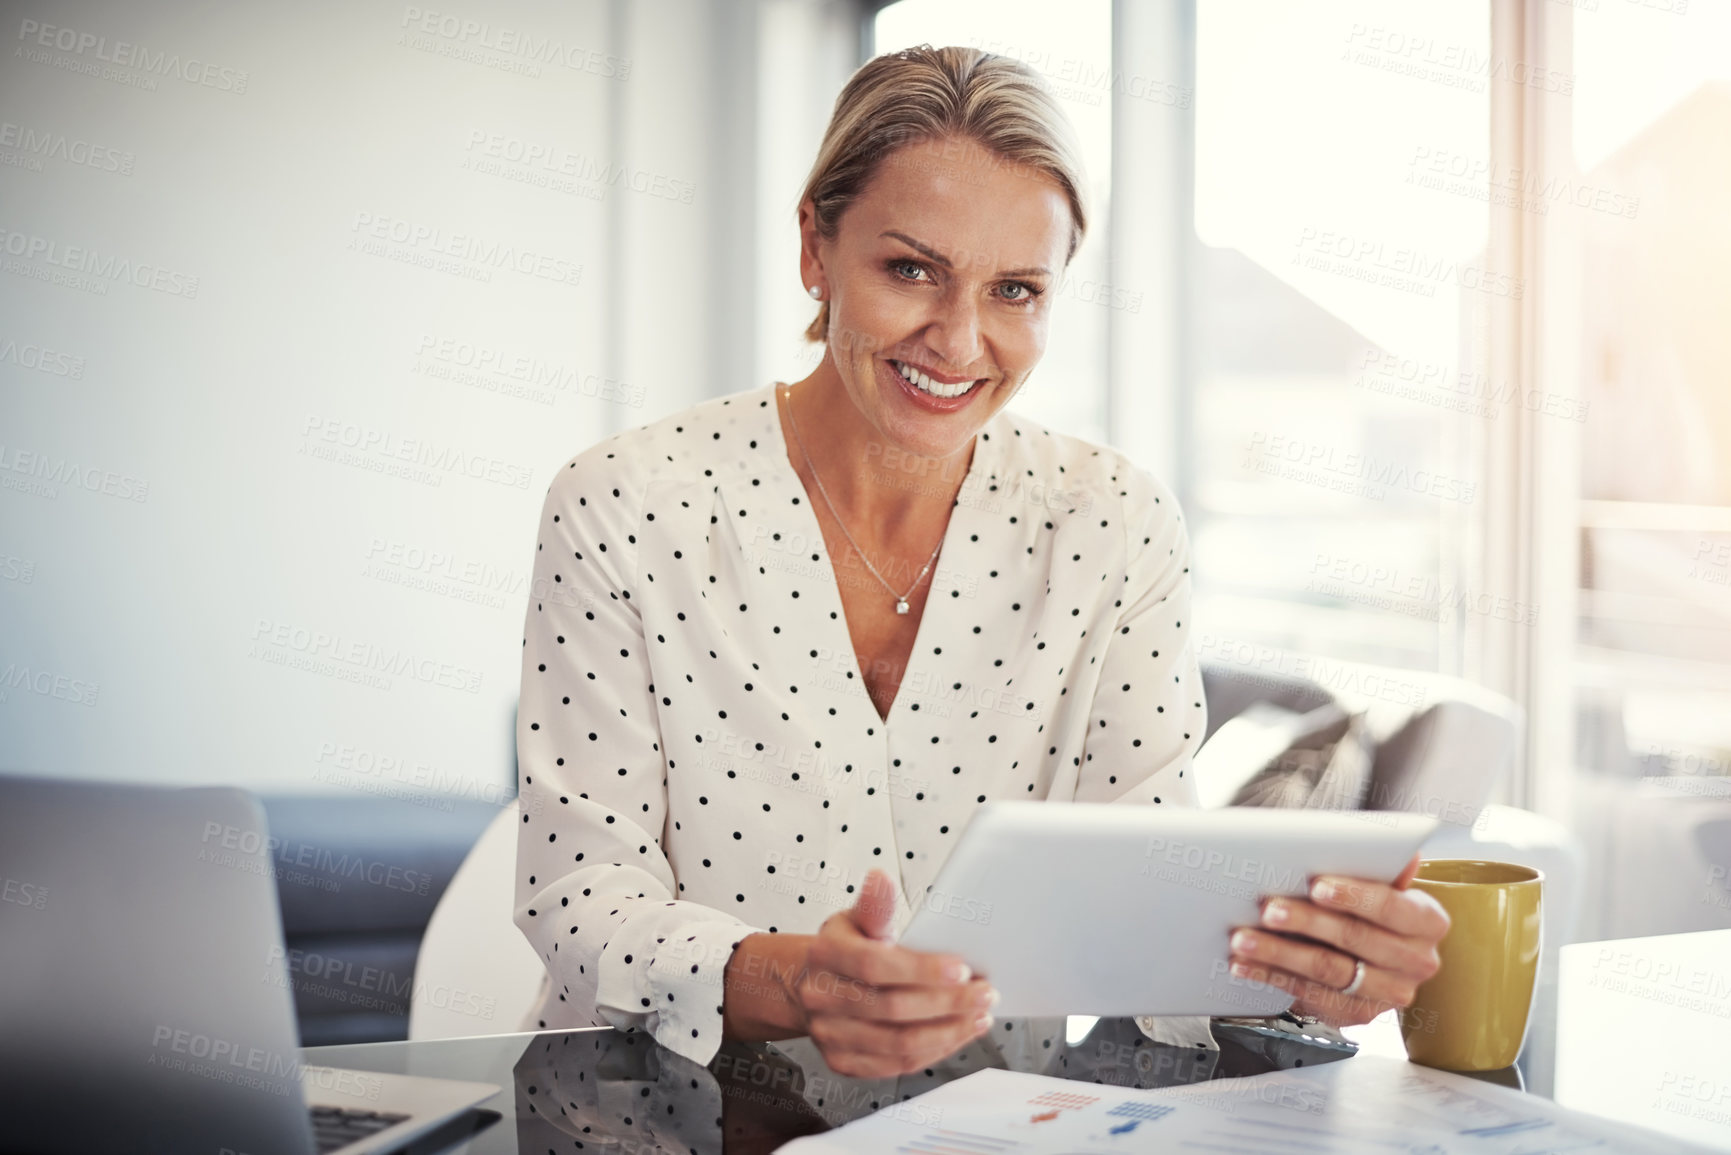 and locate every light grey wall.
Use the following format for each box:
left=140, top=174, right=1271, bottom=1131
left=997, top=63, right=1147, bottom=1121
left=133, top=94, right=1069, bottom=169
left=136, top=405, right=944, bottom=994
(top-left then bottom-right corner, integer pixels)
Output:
left=0, top=0, right=857, bottom=799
